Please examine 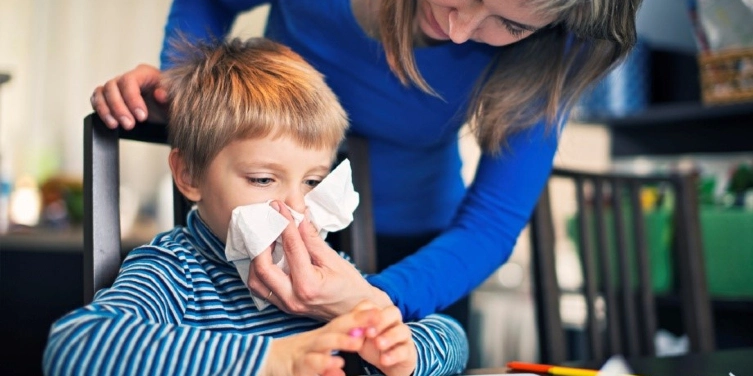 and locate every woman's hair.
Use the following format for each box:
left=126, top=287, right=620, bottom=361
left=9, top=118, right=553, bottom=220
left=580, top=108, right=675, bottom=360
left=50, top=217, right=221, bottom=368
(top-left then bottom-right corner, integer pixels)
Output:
left=378, top=0, right=642, bottom=152
left=162, top=37, right=349, bottom=180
